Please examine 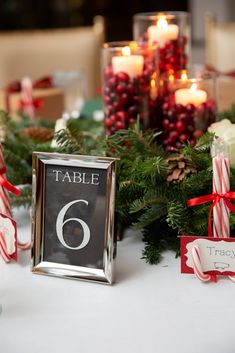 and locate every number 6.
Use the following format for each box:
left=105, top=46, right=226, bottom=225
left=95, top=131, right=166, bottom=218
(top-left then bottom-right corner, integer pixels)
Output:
left=56, top=199, right=90, bottom=250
